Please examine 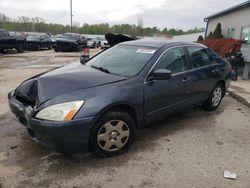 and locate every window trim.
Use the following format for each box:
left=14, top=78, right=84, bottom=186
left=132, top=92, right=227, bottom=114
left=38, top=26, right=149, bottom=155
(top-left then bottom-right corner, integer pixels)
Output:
left=240, top=26, right=250, bottom=40
left=227, top=28, right=235, bottom=39
left=145, top=45, right=192, bottom=82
